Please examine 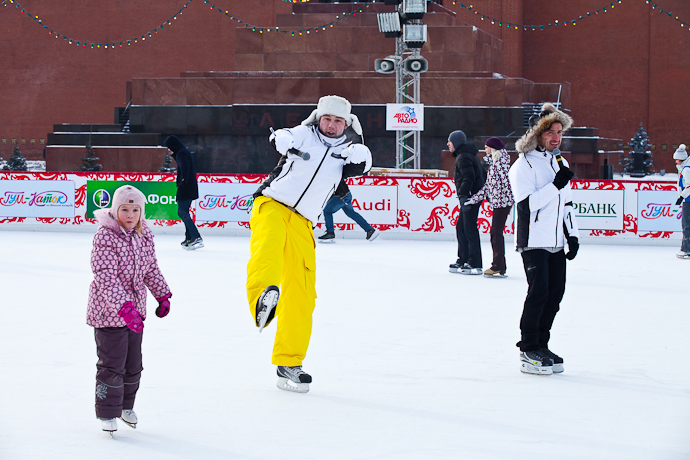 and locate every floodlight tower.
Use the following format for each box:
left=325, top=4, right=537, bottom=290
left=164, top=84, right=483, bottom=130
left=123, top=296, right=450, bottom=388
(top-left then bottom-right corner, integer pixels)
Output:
left=375, top=0, right=428, bottom=169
